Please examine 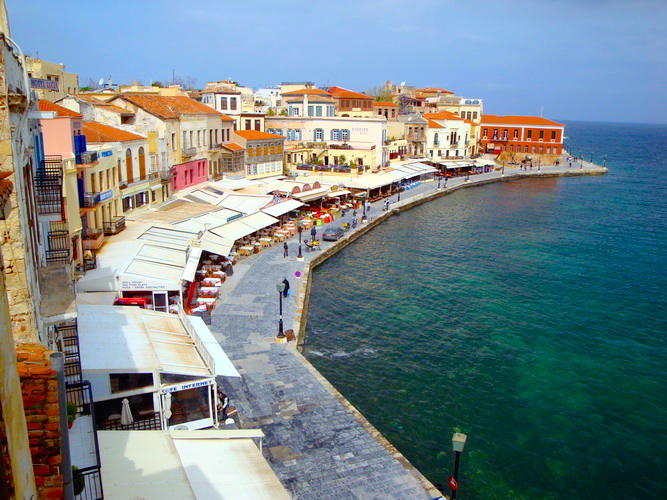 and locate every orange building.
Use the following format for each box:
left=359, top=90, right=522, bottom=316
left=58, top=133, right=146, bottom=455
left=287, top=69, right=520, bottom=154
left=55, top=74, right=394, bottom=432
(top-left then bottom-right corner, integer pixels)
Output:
left=479, top=115, right=565, bottom=156
left=327, top=86, right=375, bottom=116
